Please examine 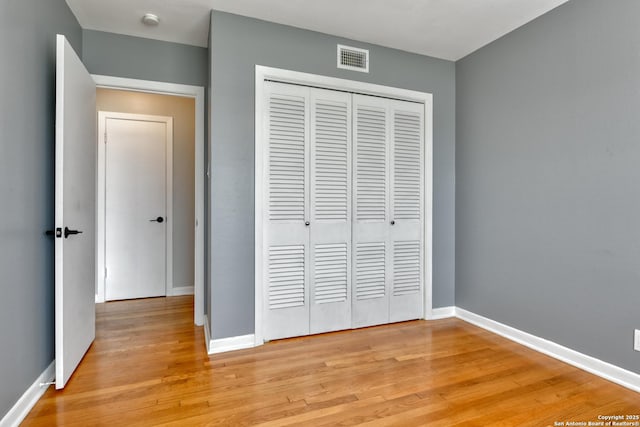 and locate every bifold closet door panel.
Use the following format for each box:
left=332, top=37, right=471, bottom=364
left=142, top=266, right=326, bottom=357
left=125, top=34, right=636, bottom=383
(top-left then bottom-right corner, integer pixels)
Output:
left=389, top=100, right=424, bottom=322
left=352, top=94, right=391, bottom=328
left=263, top=82, right=311, bottom=341
left=309, top=88, right=352, bottom=334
